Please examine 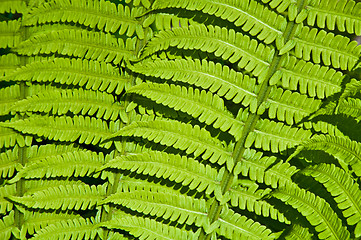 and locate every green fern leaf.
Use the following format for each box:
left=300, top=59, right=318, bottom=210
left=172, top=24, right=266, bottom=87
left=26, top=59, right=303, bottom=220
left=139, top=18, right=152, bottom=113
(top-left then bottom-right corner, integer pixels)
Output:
left=0, top=85, right=20, bottom=116
left=102, top=151, right=223, bottom=198
left=306, top=0, right=361, bottom=35
left=0, top=184, right=15, bottom=214
left=152, top=0, right=287, bottom=44
left=301, top=164, right=361, bottom=230
left=0, top=211, right=20, bottom=240
left=0, top=54, right=20, bottom=77
left=217, top=206, right=279, bottom=239
left=110, top=119, right=235, bottom=170
left=0, top=125, right=31, bottom=148
left=29, top=217, right=98, bottom=240
left=141, top=24, right=274, bottom=79
left=2, top=115, right=114, bottom=148
left=234, top=149, right=298, bottom=188
left=11, top=88, right=128, bottom=122
left=15, top=29, right=136, bottom=64
left=103, top=190, right=209, bottom=228
left=129, top=82, right=244, bottom=139
left=0, top=0, right=27, bottom=14
left=4, top=58, right=131, bottom=94
left=0, top=20, right=21, bottom=48
left=334, top=97, right=361, bottom=121
left=294, top=26, right=361, bottom=70
left=128, top=58, right=259, bottom=108
left=7, top=183, right=106, bottom=211
left=101, top=215, right=200, bottom=240
left=0, top=146, right=21, bottom=178
left=273, top=183, right=350, bottom=240
left=23, top=0, right=145, bottom=38
left=284, top=224, right=313, bottom=239
left=294, top=135, right=361, bottom=176
left=274, top=56, right=343, bottom=99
